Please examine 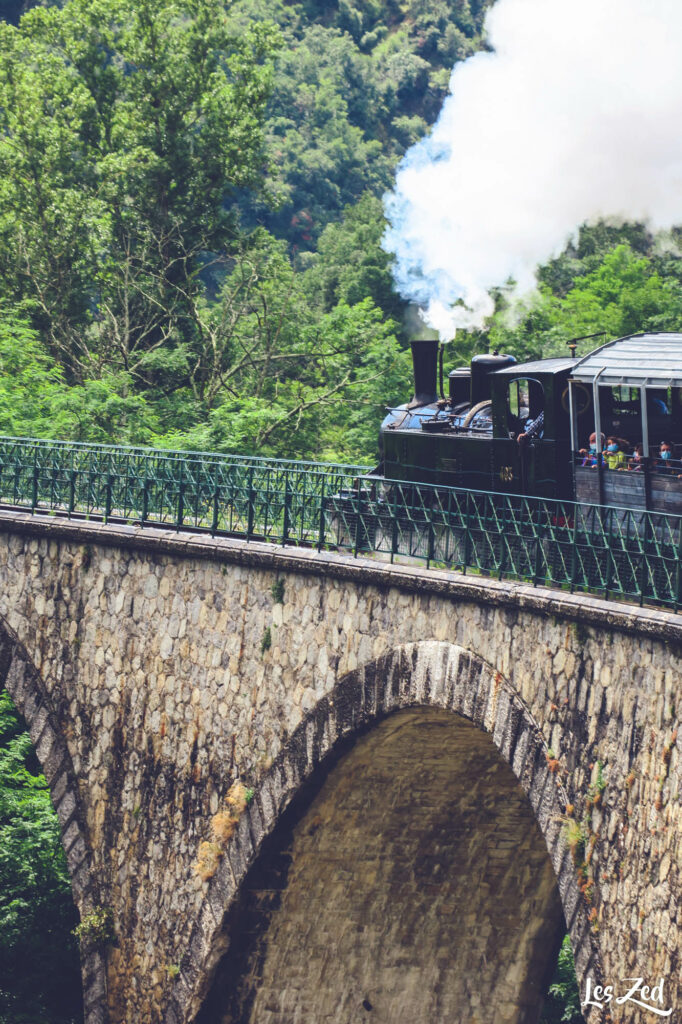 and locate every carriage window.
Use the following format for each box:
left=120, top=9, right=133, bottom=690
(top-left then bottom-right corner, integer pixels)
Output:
left=598, top=385, right=647, bottom=444
left=602, top=386, right=641, bottom=422
left=647, top=388, right=671, bottom=418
